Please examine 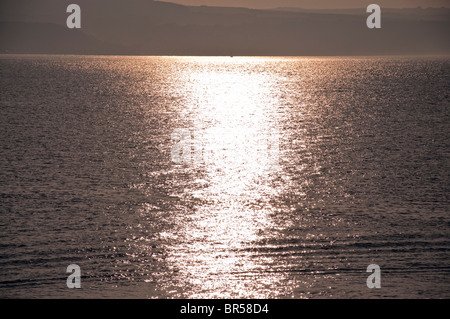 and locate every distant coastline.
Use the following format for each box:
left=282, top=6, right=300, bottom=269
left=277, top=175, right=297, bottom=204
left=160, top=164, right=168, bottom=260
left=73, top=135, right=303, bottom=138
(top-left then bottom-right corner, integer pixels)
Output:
left=1, top=1, right=449, bottom=56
